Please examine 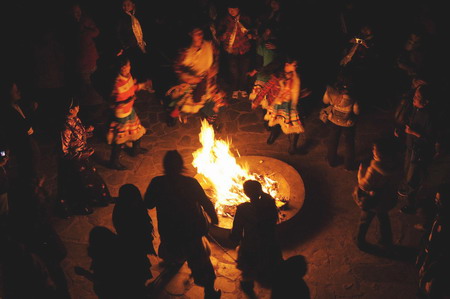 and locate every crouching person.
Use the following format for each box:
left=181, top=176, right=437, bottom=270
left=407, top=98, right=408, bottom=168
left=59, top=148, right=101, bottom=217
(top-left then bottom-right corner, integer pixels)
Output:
left=58, top=98, right=111, bottom=215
